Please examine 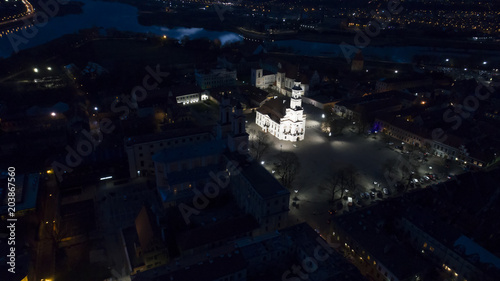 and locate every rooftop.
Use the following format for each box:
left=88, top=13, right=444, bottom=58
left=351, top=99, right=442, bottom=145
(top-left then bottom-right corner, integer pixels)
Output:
left=238, top=160, right=290, bottom=199
left=124, top=126, right=213, bottom=146
left=152, top=140, right=226, bottom=164
left=176, top=214, right=259, bottom=251
left=256, top=96, right=288, bottom=123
